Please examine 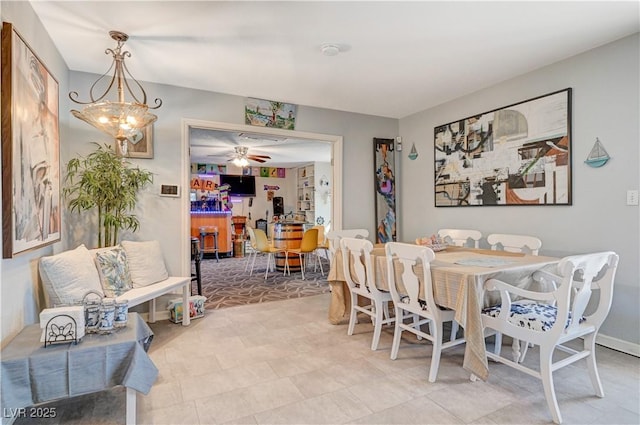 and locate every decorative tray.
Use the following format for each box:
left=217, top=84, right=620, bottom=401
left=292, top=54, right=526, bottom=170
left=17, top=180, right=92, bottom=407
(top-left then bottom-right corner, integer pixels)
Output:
left=426, top=244, right=448, bottom=252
